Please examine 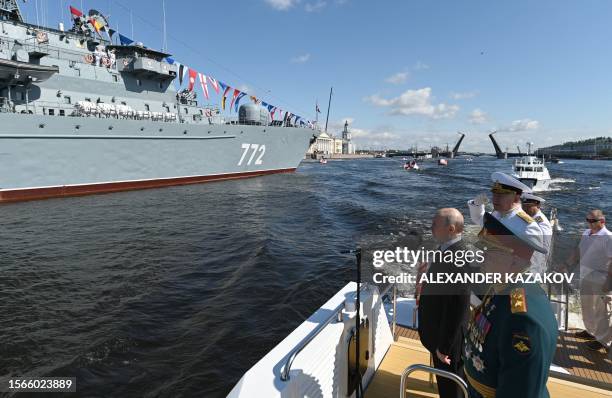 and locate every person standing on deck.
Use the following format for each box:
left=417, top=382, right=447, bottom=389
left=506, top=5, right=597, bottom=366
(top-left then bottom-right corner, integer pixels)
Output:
left=564, top=209, right=612, bottom=352
left=418, top=208, right=471, bottom=398
left=521, top=192, right=553, bottom=275
left=464, top=210, right=557, bottom=398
